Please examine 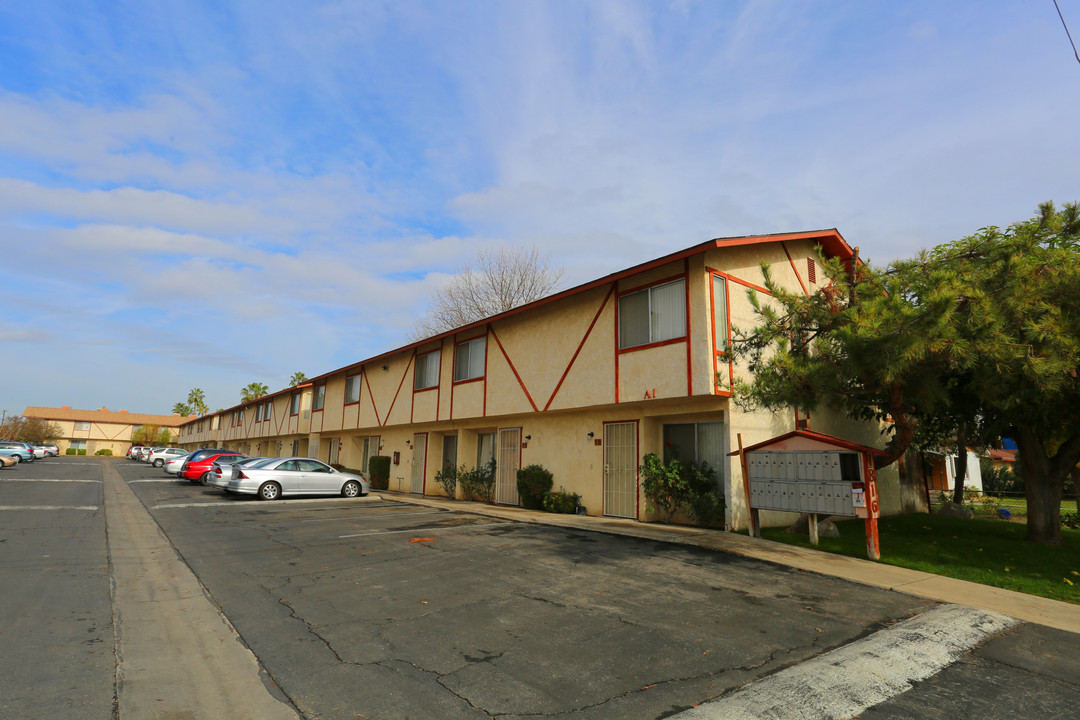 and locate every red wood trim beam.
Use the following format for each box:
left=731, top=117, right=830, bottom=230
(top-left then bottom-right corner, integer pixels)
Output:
left=782, top=241, right=810, bottom=296
left=381, top=350, right=416, bottom=427
left=684, top=258, right=693, bottom=396
left=489, top=325, right=539, bottom=412
left=544, top=283, right=615, bottom=411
